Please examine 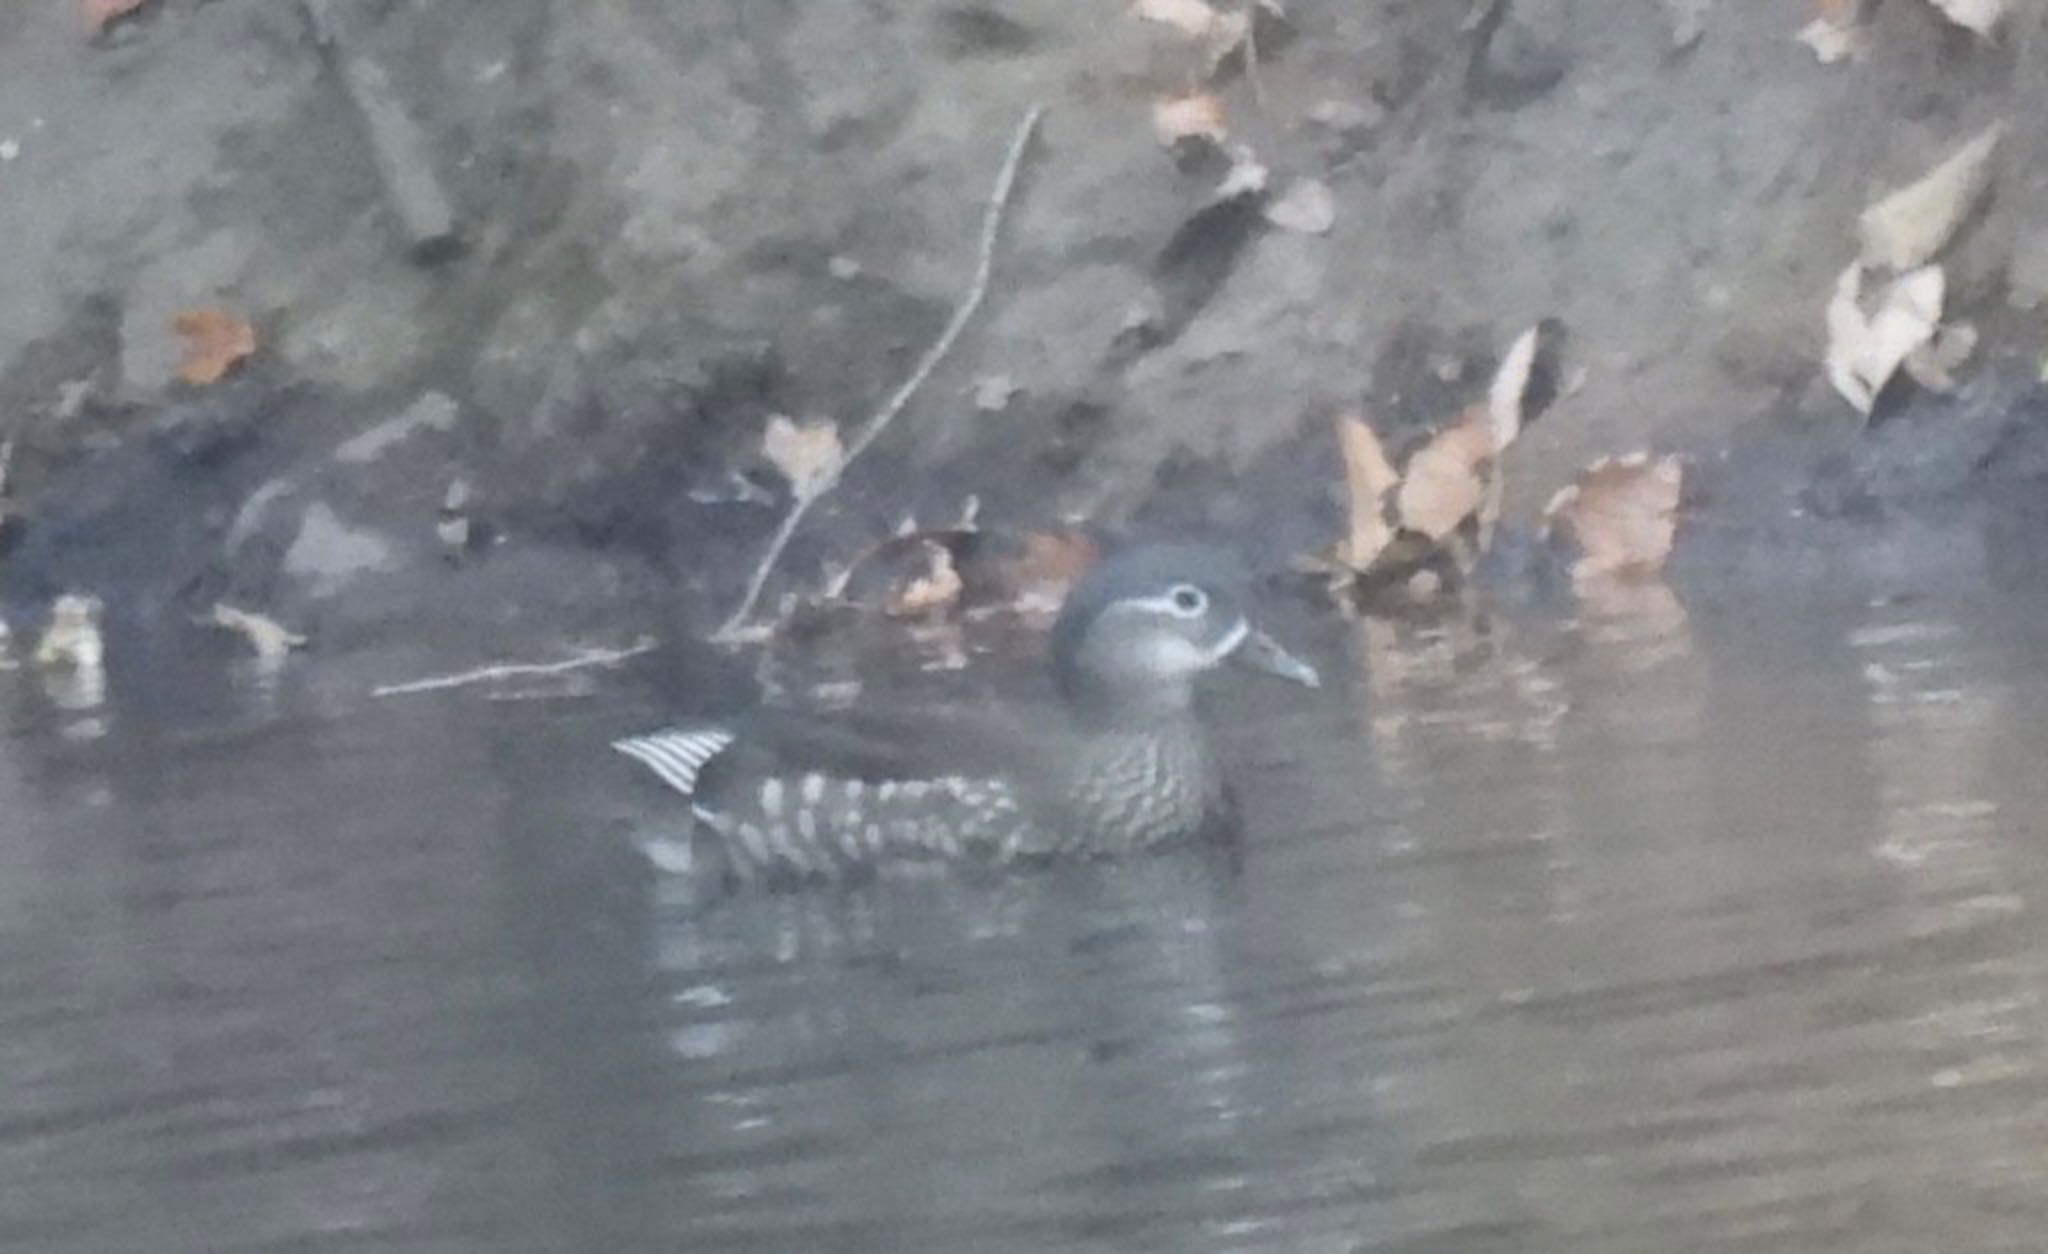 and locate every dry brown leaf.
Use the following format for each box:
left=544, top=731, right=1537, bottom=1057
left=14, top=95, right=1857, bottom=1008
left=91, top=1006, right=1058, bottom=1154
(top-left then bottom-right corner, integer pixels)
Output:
left=1334, top=413, right=1399, bottom=569
left=1927, top=0, right=2006, bottom=35
left=172, top=309, right=257, bottom=386
left=761, top=414, right=844, bottom=498
left=1395, top=408, right=1495, bottom=543
left=1152, top=92, right=1228, bottom=147
left=1824, top=263, right=1944, bottom=413
left=1543, top=452, right=1684, bottom=581
left=82, top=0, right=149, bottom=32
left=1859, top=123, right=2001, bottom=272
left=990, top=530, right=1097, bottom=616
